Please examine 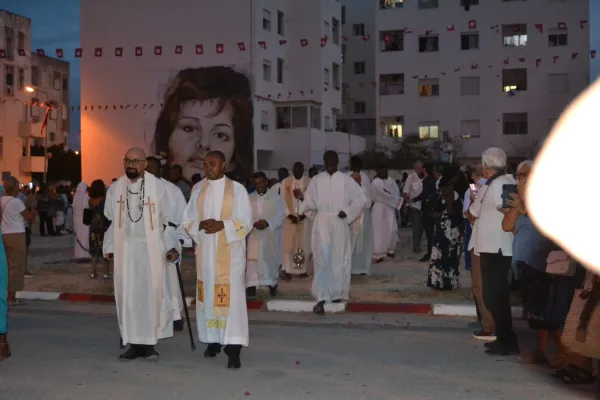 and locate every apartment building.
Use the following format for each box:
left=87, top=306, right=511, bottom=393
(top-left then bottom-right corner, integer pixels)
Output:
left=371, top=0, right=590, bottom=158
left=80, top=0, right=365, bottom=183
